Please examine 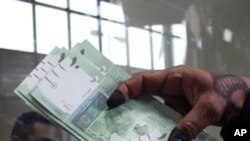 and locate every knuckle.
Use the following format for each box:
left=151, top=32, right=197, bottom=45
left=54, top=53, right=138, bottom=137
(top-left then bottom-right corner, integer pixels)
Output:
left=173, top=65, right=190, bottom=71
left=199, top=95, right=225, bottom=123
